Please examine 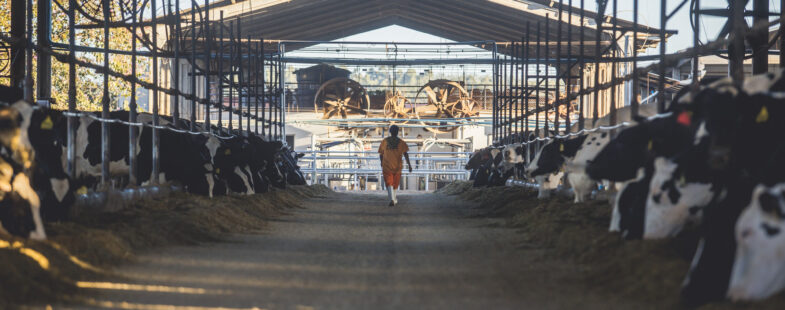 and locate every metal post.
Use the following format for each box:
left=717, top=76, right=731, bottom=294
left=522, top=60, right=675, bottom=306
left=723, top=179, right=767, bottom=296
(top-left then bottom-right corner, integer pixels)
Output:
left=544, top=15, right=550, bottom=136
left=247, top=35, right=253, bottom=135
left=279, top=51, right=285, bottom=140
left=66, top=0, right=77, bottom=177
left=24, top=0, right=33, bottom=101
left=781, top=0, right=785, bottom=68
left=36, top=0, right=52, bottom=103
left=172, top=0, right=182, bottom=125
left=128, top=0, right=139, bottom=185
left=236, top=22, right=243, bottom=134
left=492, top=42, right=498, bottom=142
left=218, top=12, right=224, bottom=133
left=593, top=6, right=603, bottom=125
left=204, top=0, right=211, bottom=133
left=751, top=0, right=769, bottom=74
left=524, top=22, right=530, bottom=140
left=728, top=0, right=746, bottom=83
left=261, top=40, right=266, bottom=137
left=631, top=0, right=639, bottom=116
left=228, top=21, right=234, bottom=133
left=658, top=0, right=667, bottom=111
left=255, top=39, right=261, bottom=135
left=101, top=0, right=111, bottom=186
left=609, top=0, right=617, bottom=126
left=565, top=0, right=572, bottom=133
left=151, top=0, right=160, bottom=184
left=556, top=6, right=562, bottom=135
left=578, top=0, right=585, bottom=131
left=190, top=1, right=198, bottom=132
left=9, top=0, right=25, bottom=89
left=692, top=0, right=700, bottom=91
left=535, top=22, right=541, bottom=136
